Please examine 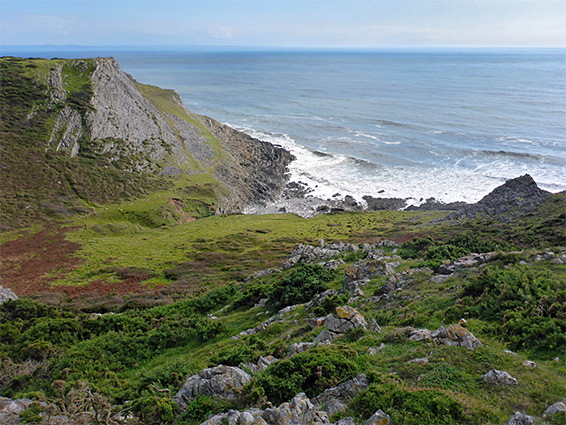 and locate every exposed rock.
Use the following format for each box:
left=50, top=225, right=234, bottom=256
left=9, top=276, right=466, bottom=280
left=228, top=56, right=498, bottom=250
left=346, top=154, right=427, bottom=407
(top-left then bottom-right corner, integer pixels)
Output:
left=306, top=289, right=338, bottom=309
left=344, top=259, right=394, bottom=284
left=284, top=240, right=360, bottom=269
left=482, top=369, right=518, bottom=386
left=313, top=374, right=369, bottom=415
left=0, top=396, right=34, bottom=425
left=408, top=357, right=429, bottom=364
left=543, top=401, right=566, bottom=419
left=504, top=411, right=534, bottom=425
left=363, top=409, right=391, bottom=425
left=368, top=344, right=385, bottom=355
left=522, top=360, right=537, bottom=368
left=201, top=408, right=267, bottom=425
left=46, top=63, right=66, bottom=102
left=174, top=365, right=251, bottom=410
left=406, top=197, right=468, bottom=211
left=262, top=393, right=330, bottom=425
left=432, top=324, right=482, bottom=350
left=363, top=196, right=407, bottom=211
left=409, top=328, right=431, bottom=342
left=342, top=279, right=370, bottom=296
left=289, top=342, right=317, bottom=356
left=436, top=252, right=498, bottom=275
left=369, top=319, right=382, bottom=333
left=325, top=306, right=368, bottom=336
left=48, top=106, right=83, bottom=157
left=0, top=286, right=18, bottom=304
left=445, top=174, right=552, bottom=222
left=240, top=355, right=278, bottom=374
